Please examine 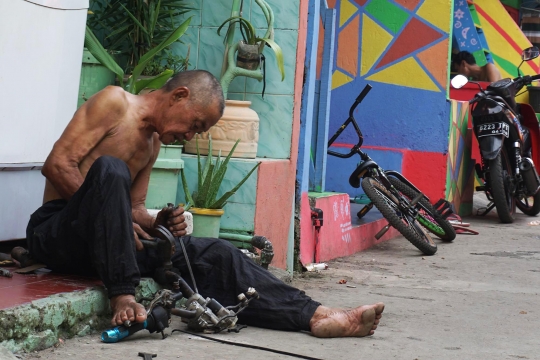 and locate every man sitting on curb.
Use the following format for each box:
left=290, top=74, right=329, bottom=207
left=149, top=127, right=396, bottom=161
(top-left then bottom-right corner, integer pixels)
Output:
left=26, top=70, right=384, bottom=338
